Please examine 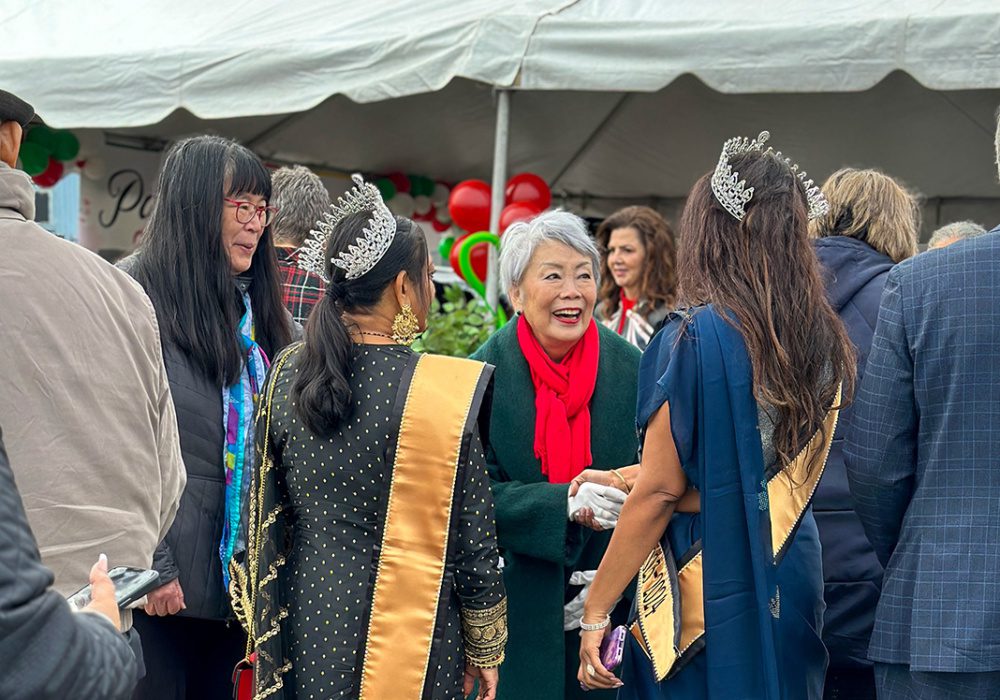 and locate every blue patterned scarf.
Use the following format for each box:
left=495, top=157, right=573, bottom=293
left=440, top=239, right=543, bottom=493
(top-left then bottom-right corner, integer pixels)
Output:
left=220, top=289, right=270, bottom=590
